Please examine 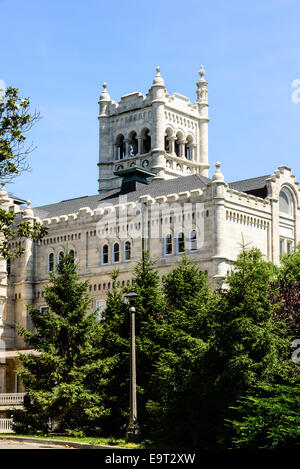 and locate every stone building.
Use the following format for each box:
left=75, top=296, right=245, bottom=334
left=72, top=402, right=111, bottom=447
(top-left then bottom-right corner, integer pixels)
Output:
left=0, top=67, right=299, bottom=416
